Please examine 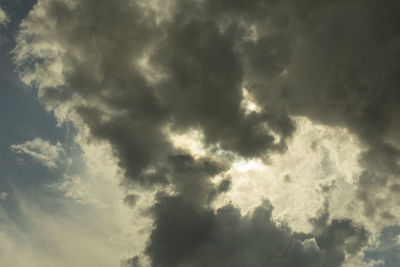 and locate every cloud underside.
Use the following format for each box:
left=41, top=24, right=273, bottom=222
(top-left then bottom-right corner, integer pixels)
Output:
left=13, top=0, right=400, bottom=266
